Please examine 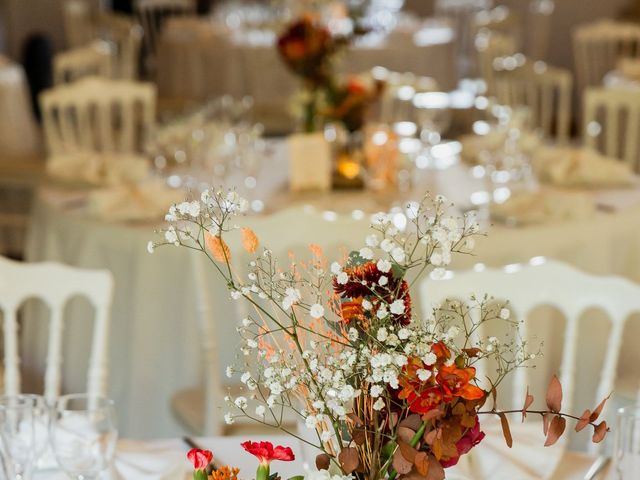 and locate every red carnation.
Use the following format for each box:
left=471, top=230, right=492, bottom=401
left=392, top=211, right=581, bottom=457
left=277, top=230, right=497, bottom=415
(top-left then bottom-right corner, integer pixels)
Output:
left=187, top=448, right=213, bottom=471
left=241, top=441, right=295, bottom=465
